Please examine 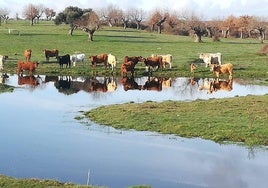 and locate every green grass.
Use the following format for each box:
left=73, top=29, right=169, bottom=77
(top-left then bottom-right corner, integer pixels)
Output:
left=0, top=20, right=268, bottom=82
left=0, top=175, right=98, bottom=188
left=84, top=94, right=268, bottom=146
